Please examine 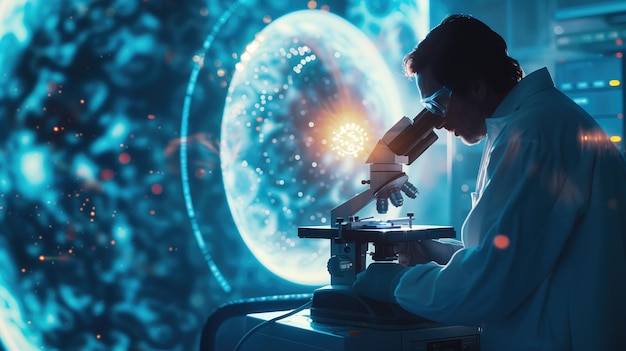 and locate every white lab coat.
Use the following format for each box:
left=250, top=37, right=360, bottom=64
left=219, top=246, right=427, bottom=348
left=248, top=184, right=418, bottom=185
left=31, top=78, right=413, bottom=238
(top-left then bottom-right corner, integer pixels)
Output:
left=394, top=68, right=626, bottom=350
